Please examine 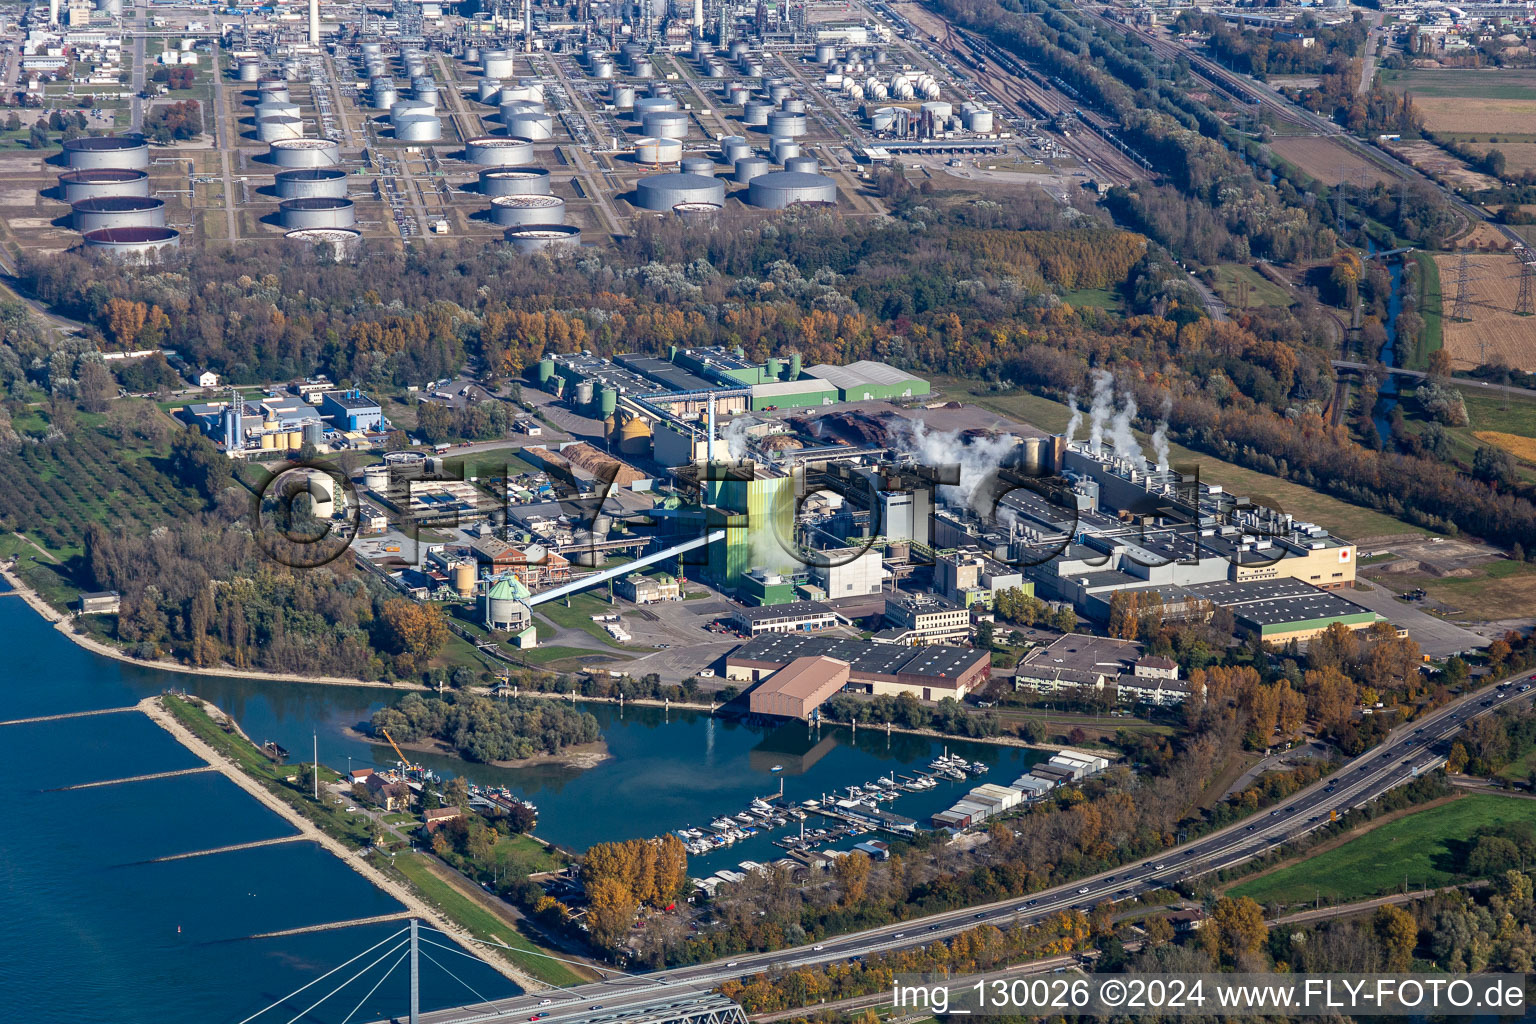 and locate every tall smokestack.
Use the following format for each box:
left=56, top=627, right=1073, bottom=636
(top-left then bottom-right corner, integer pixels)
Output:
left=693, top=0, right=703, bottom=38
left=308, top=0, right=320, bottom=45
left=49, top=0, right=59, bottom=26
left=524, top=0, right=532, bottom=53
left=706, top=391, right=716, bottom=463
